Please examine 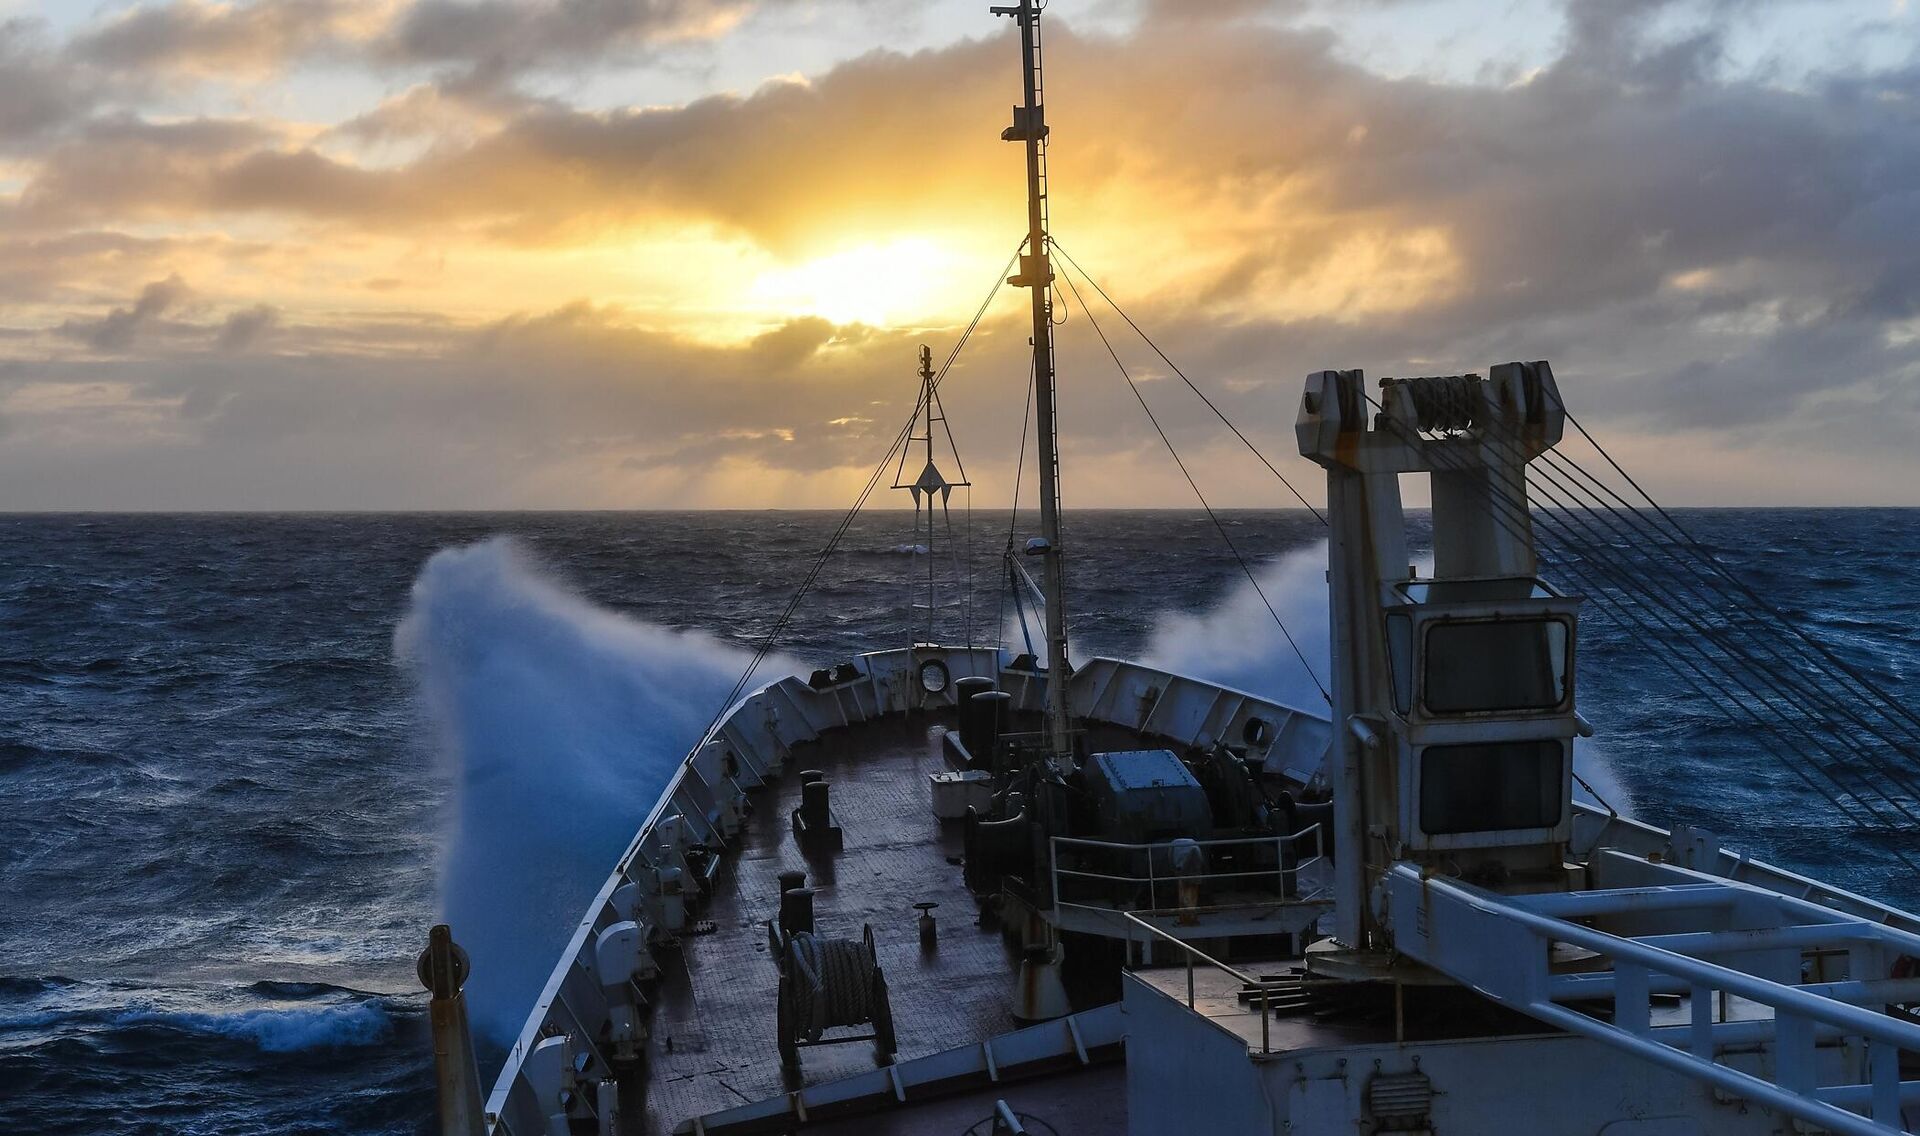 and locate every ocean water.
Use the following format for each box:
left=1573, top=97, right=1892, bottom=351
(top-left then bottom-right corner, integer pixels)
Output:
left=2, top=509, right=1917, bottom=1133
